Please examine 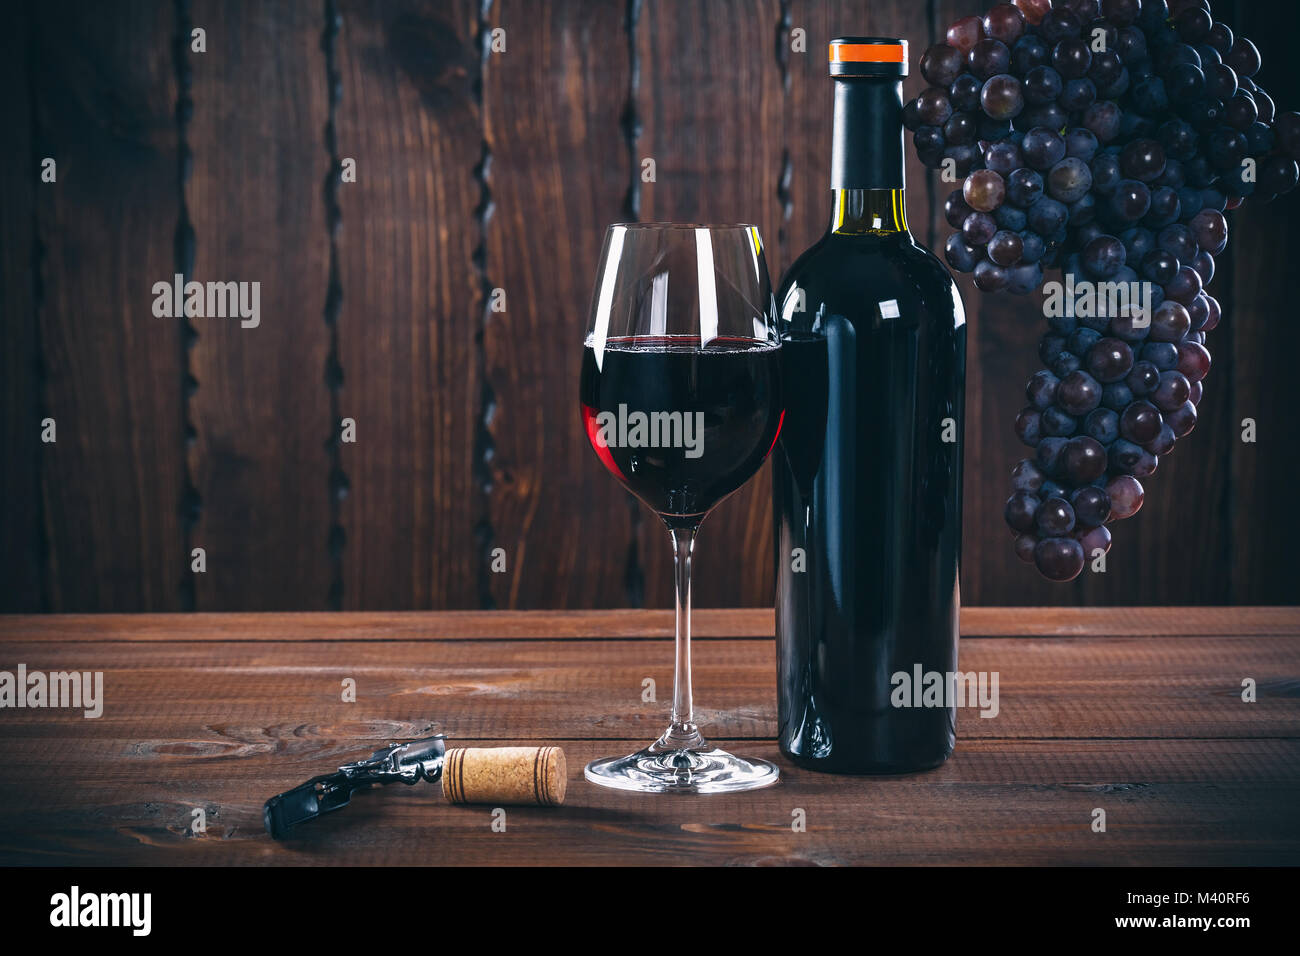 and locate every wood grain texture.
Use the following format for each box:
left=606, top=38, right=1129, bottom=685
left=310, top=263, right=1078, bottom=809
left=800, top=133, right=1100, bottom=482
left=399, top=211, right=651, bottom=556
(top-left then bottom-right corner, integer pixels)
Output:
left=634, top=0, right=785, bottom=610
left=185, top=0, right=333, bottom=610
left=4, top=605, right=1298, bottom=642
left=4, top=1, right=1300, bottom=612
left=29, top=1, right=186, bottom=612
left=0, top=608, right=1296, bottom=865
left=482, top=0, right=641, bottom=608
left=1230, top=0, right=1300, bottom=605
left=0, top=5, right=41, bottom=611
left=332, top=0, right=483, bottom=609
